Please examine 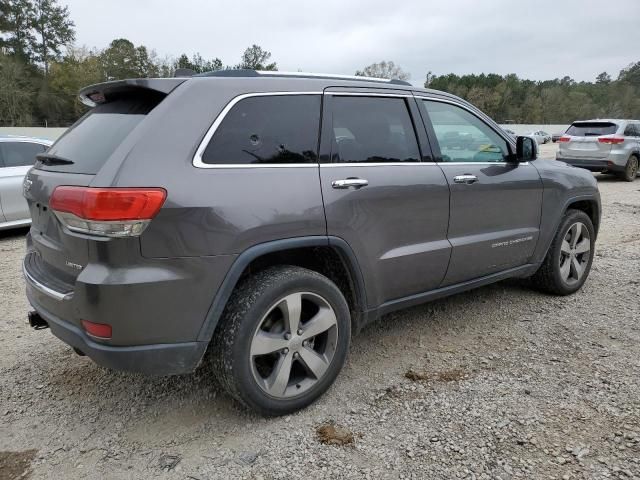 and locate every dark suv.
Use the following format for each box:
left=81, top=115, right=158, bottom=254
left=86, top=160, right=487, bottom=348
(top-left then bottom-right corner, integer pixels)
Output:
left=23, top=71, right=600, bottom=415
